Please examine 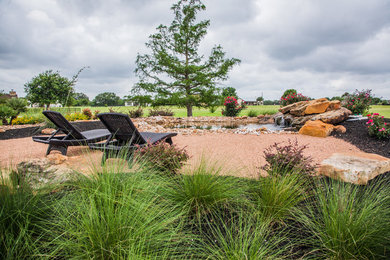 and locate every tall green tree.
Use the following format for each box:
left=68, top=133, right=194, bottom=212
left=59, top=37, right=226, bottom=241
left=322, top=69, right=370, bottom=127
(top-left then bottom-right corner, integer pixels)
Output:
left=73, top=92, right=90, bottom=106
left=92, top=92, right=122, bottom=106
left=24, top=68, right=85, bottom=109
left=133, top=0, right=240, bottom=116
